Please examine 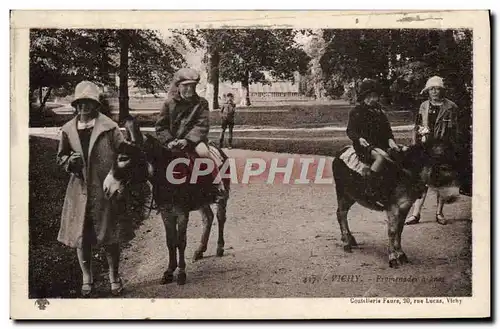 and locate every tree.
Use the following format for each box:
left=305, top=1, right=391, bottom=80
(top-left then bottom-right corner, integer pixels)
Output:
left=319, top=28, right=473, bottom=108
left=29, top=29, right=116, bottom=112
left=30, top=28, right=186, bottom=120
left=302, top=30, right=327, bottom=99
left=389, top=29, right=473, bottom=111
left=176, top=29, right=310, bottom=107
left=128, top=30, right=185, bottom=95
left=219, top=29, right=310, bottom=106
left=320, top=29, right=393, bottom=101
left=104, top=29, right=186, bottom=121
left=173, top=29, right=241, bottom=109
left=118, top=30, right=130, bottom=122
